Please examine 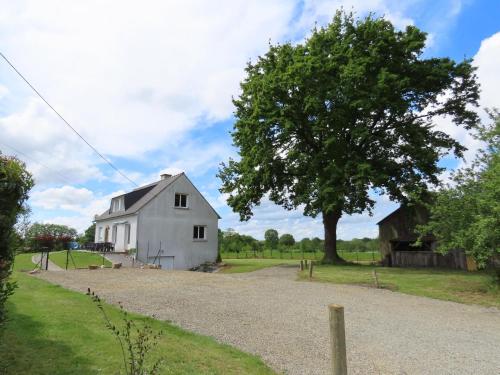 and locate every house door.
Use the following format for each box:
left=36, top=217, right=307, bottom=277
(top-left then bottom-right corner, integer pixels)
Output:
left=104, top=227, right=109, bottom=242
left=158, top=256, right=174, bottom=270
